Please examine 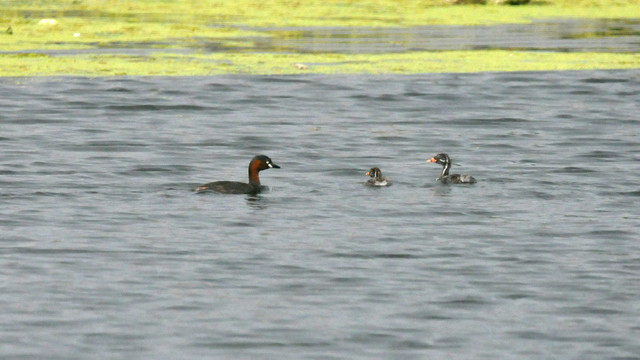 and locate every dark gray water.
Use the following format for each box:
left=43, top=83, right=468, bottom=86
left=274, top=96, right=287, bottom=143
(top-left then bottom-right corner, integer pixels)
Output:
left=1, top=70, right=639, bottom=359
left=248, top=19, right=640, bottom=54
left=5, top=19, right=639, bottom=56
